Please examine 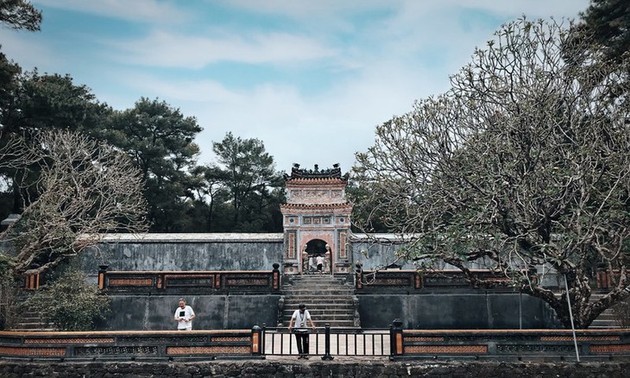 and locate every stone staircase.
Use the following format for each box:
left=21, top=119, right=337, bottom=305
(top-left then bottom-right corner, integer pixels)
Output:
left=11, top=308, right=55, bottom=331
left=9, top=292, right=55, bottom=332
left=589, top=292, right=620, bottom=329
left=280, top=274, right=359, bottom=328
